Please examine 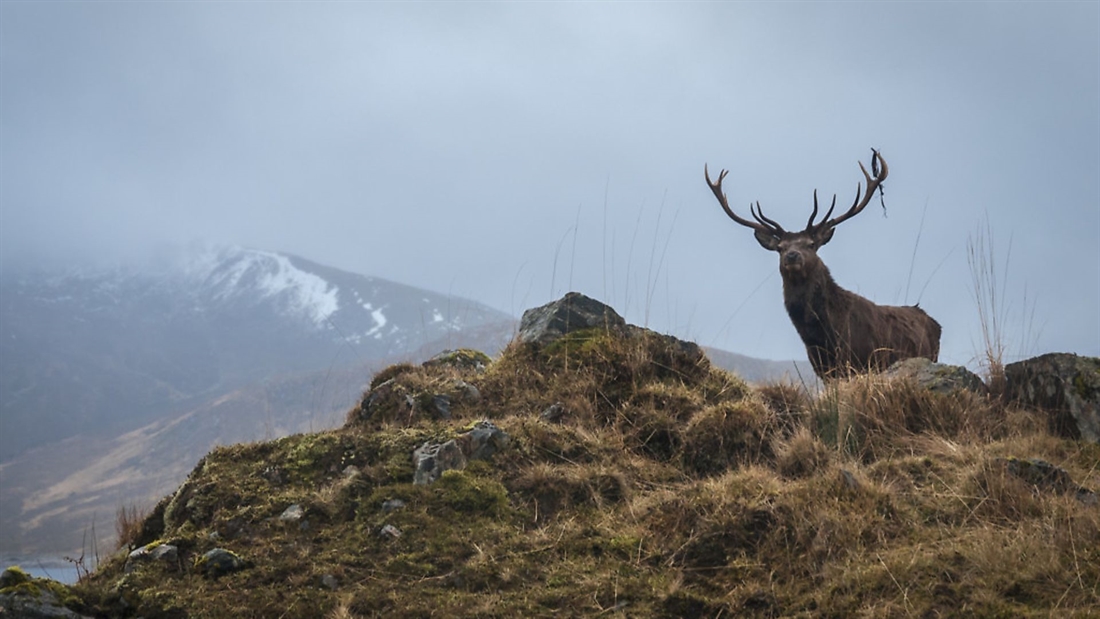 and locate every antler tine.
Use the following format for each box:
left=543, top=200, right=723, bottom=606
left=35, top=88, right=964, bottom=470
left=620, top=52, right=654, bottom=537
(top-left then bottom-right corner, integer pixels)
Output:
left=816, top=149, right=888, bottom=231
left=805, top=190, right=838, bottom=230
left=751, top=202, right=786, bottom=234
left=705, top=164, right=783, bottom=237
